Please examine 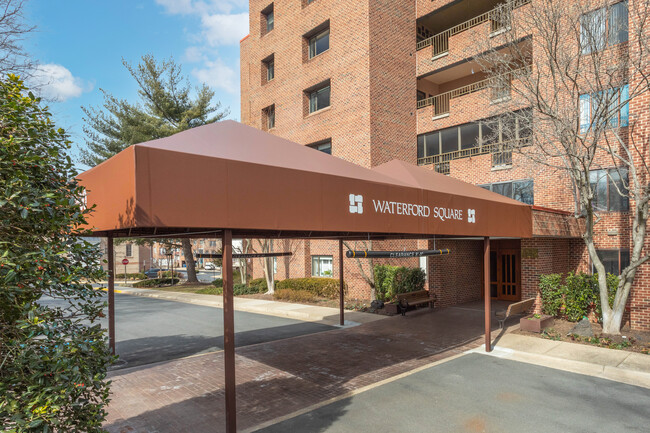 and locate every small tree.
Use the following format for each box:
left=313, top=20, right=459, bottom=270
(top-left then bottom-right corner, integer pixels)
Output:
left=475, top=0, right=650, bottom=334
left=257, top=239, right=276, bottom=294
left=343, top=240, right=376, bottom=300
left=0, top=75, right=112, bottom=431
